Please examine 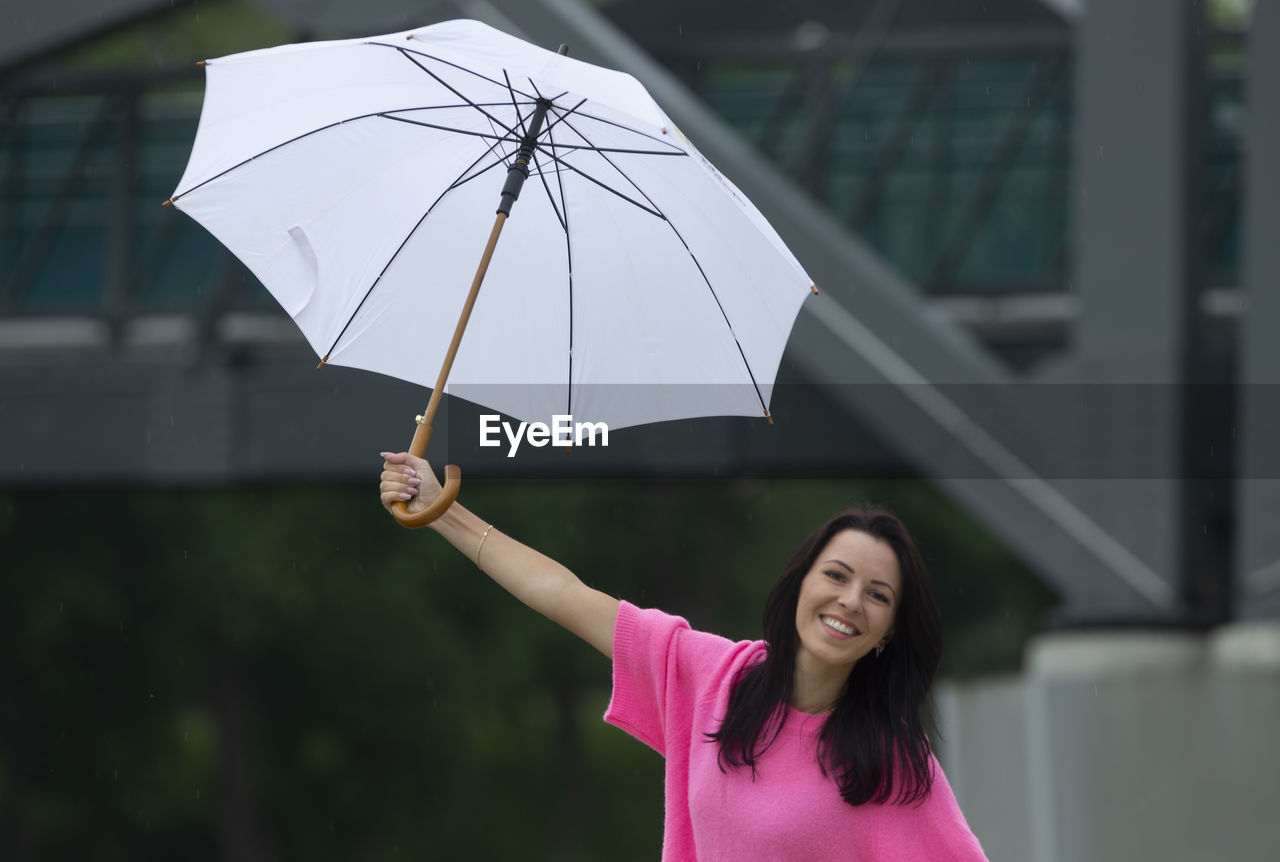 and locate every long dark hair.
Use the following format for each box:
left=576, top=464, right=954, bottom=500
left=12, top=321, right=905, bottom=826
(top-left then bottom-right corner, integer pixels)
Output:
left=707, top=507, right=943, bottom=806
